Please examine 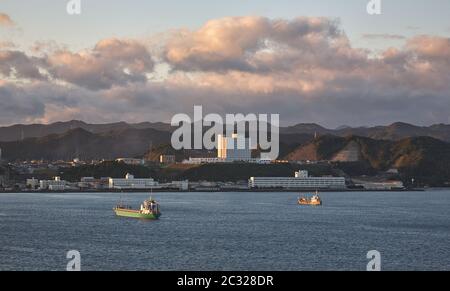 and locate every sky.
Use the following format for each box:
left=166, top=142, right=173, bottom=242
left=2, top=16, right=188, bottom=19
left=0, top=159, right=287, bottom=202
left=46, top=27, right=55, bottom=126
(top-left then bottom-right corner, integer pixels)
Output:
left=0, top=0, right=450, bottom=127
